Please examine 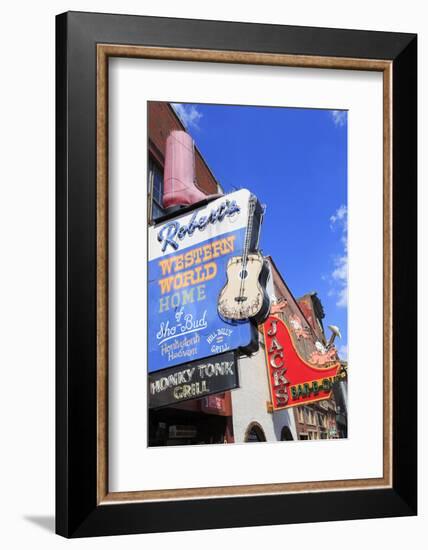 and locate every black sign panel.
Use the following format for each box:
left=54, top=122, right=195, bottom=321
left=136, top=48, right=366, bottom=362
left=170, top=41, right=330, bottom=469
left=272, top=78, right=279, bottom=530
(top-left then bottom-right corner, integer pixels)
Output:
left=148, top=351, right=238, bottom=409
